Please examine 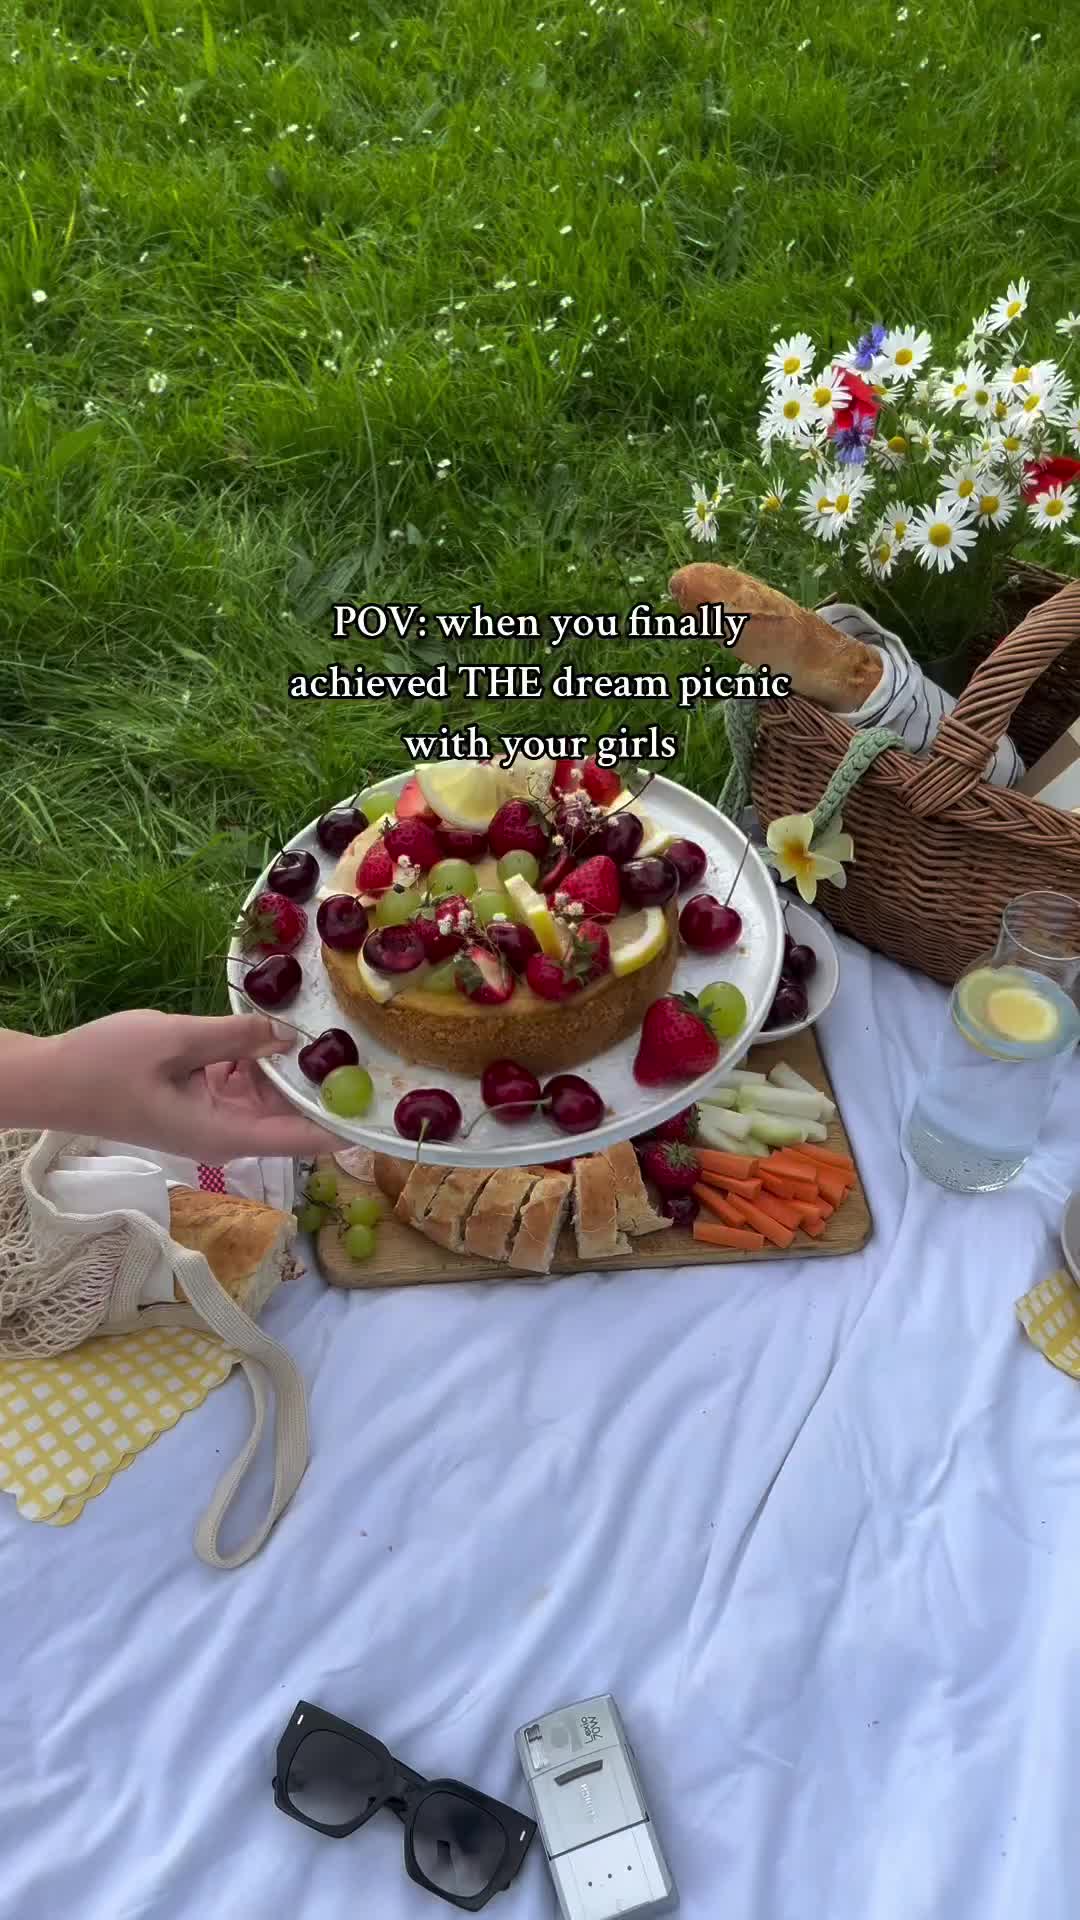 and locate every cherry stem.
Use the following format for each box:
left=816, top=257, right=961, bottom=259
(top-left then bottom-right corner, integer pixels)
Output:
left=412, top=1117, right=431, bottom=1165
left=723, top=836, right=750, bottom=909
left=460, top=1097, right=553, bottom=1139
left=233, top=988, right=316, bottom=1041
